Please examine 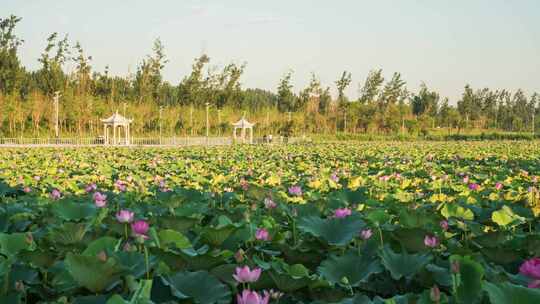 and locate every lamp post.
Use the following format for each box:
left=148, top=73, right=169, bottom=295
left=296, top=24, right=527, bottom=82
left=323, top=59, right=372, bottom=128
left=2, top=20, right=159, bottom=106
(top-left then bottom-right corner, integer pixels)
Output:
left=159, top=106, right=163, bottom=145
left=533, top=104, right=536, bottom=136
left=190, top=105, right=194, bottom=136
left=53, top=91, right=61, bottom=139
left=205, top=102, right=210, bottom=145
left=217, top=109, right=221, bottom=136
